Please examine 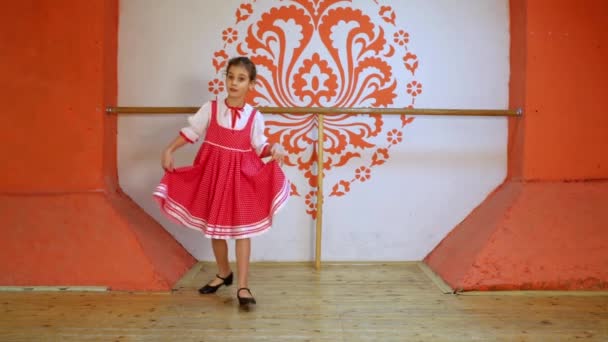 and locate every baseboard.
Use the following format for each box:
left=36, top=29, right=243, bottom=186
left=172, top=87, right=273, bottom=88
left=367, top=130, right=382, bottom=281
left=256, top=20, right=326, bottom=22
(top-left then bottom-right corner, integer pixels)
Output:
left=0, top=286, right=108, bottom=292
